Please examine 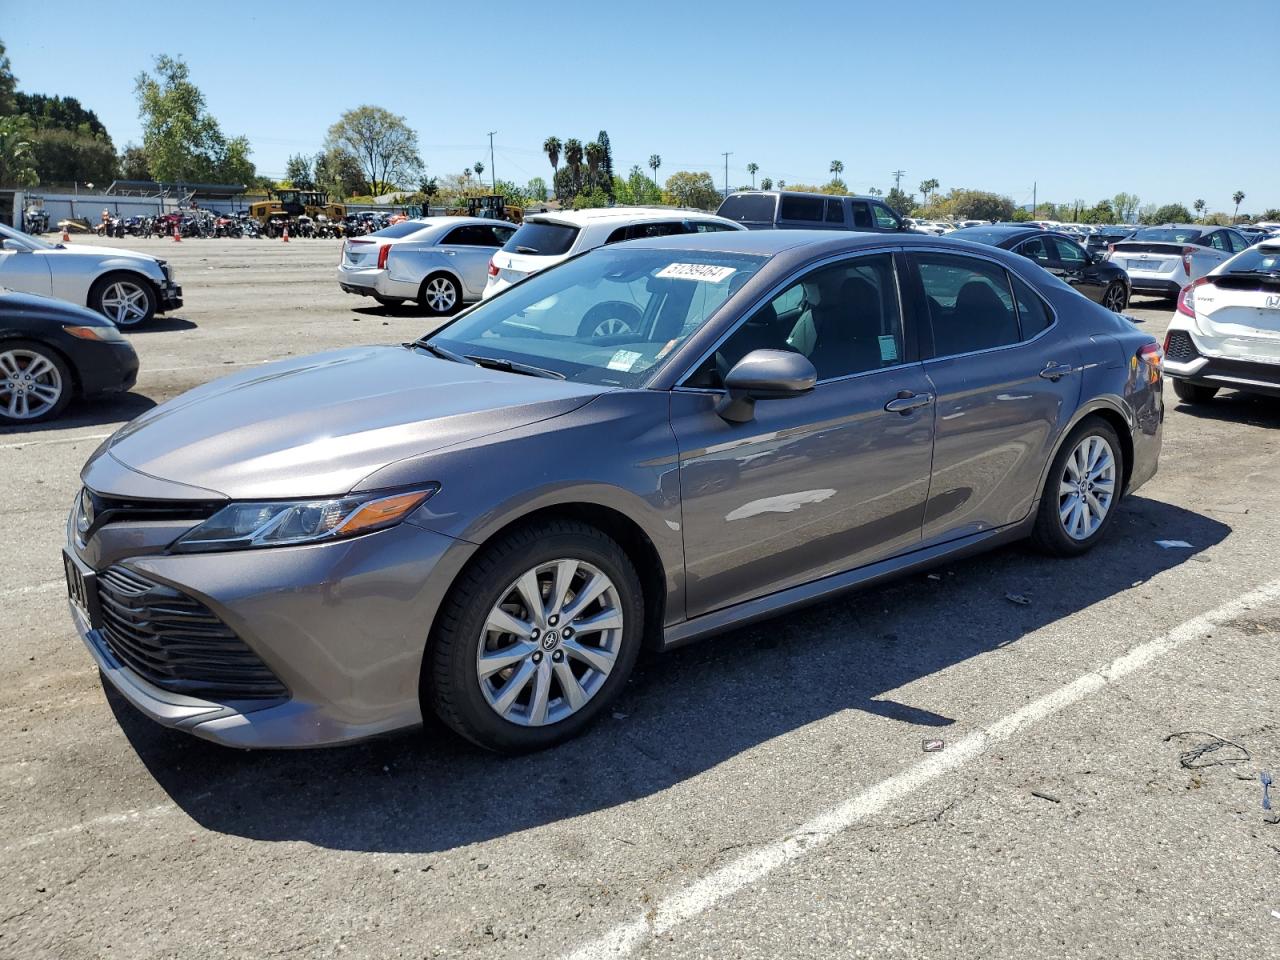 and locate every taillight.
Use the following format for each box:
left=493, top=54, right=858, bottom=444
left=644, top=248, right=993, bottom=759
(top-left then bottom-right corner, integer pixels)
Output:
left=487, top=257, right=499, bottom=277
left=1138, top=342, right=1163, bottom=383
left=1176, top=277, right=1208, bottom=317
left=1181, top=246, right=1196, bottom=276
left=377, top=243, right=391, bottom=270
